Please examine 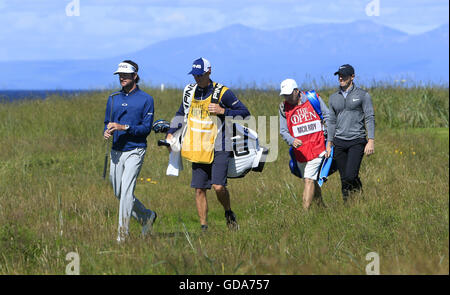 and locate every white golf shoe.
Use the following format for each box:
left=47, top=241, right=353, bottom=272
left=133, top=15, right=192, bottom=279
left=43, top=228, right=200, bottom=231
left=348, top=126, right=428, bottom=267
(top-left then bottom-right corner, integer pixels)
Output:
left=117, top=227, right=129, bottom=244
